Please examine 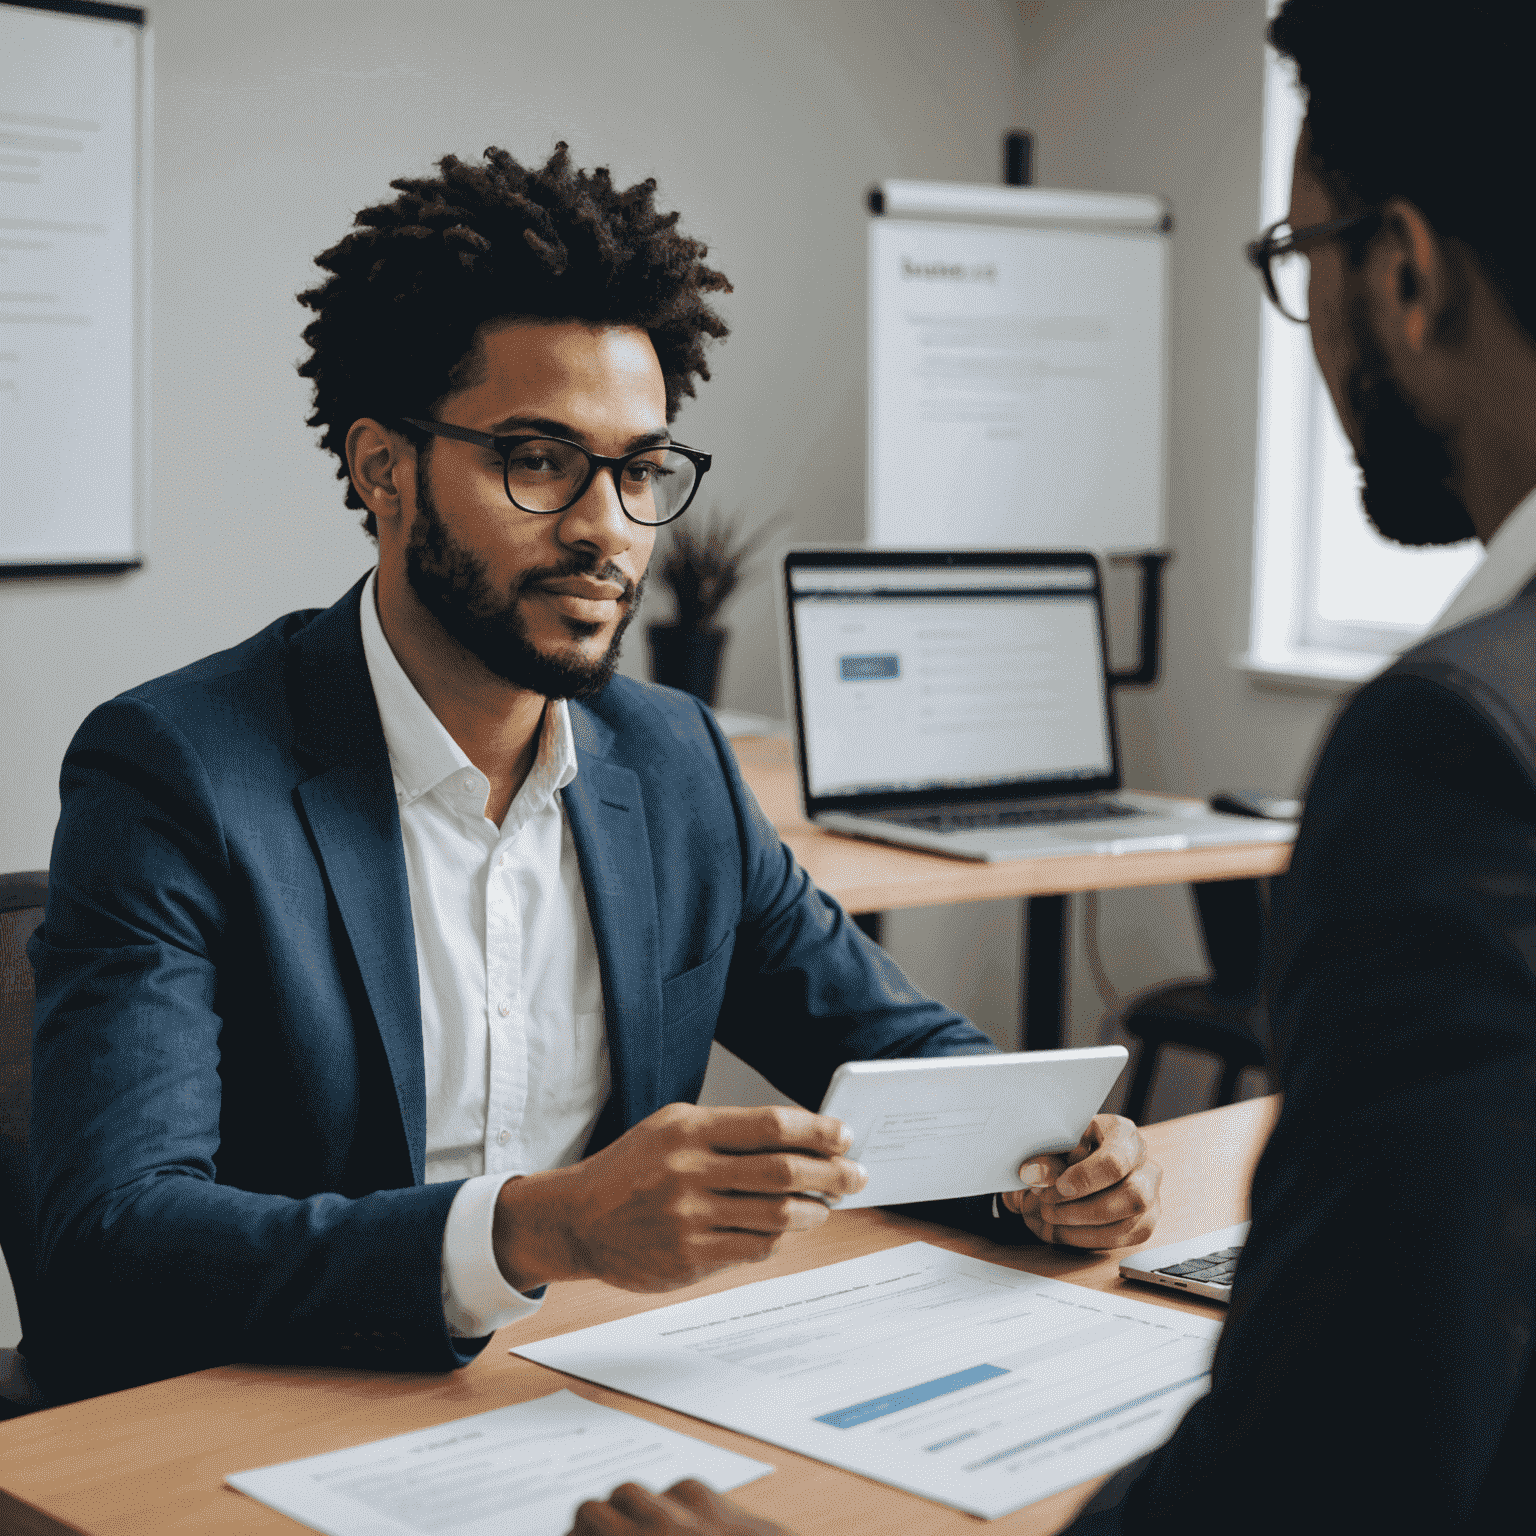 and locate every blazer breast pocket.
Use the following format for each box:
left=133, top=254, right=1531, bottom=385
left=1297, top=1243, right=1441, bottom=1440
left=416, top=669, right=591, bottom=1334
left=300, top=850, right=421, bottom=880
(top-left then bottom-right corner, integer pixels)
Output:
left=661, top=933, right=735, bottom=1036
